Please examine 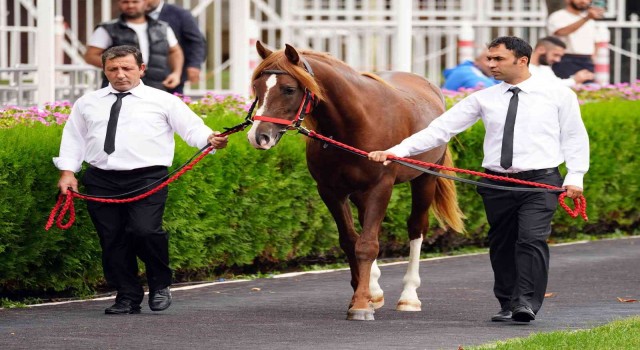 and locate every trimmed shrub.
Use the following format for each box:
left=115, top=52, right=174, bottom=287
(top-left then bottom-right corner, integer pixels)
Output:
left=0, top=99, right=638, bottom=296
